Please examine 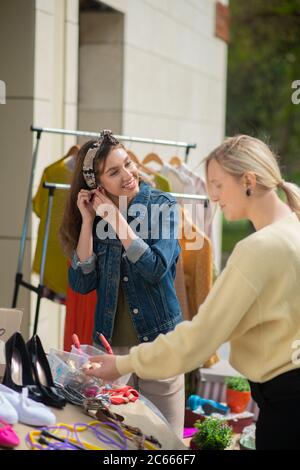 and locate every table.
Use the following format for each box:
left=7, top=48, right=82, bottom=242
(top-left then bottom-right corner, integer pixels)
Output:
left=12, top=399, right=187, bottom=451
